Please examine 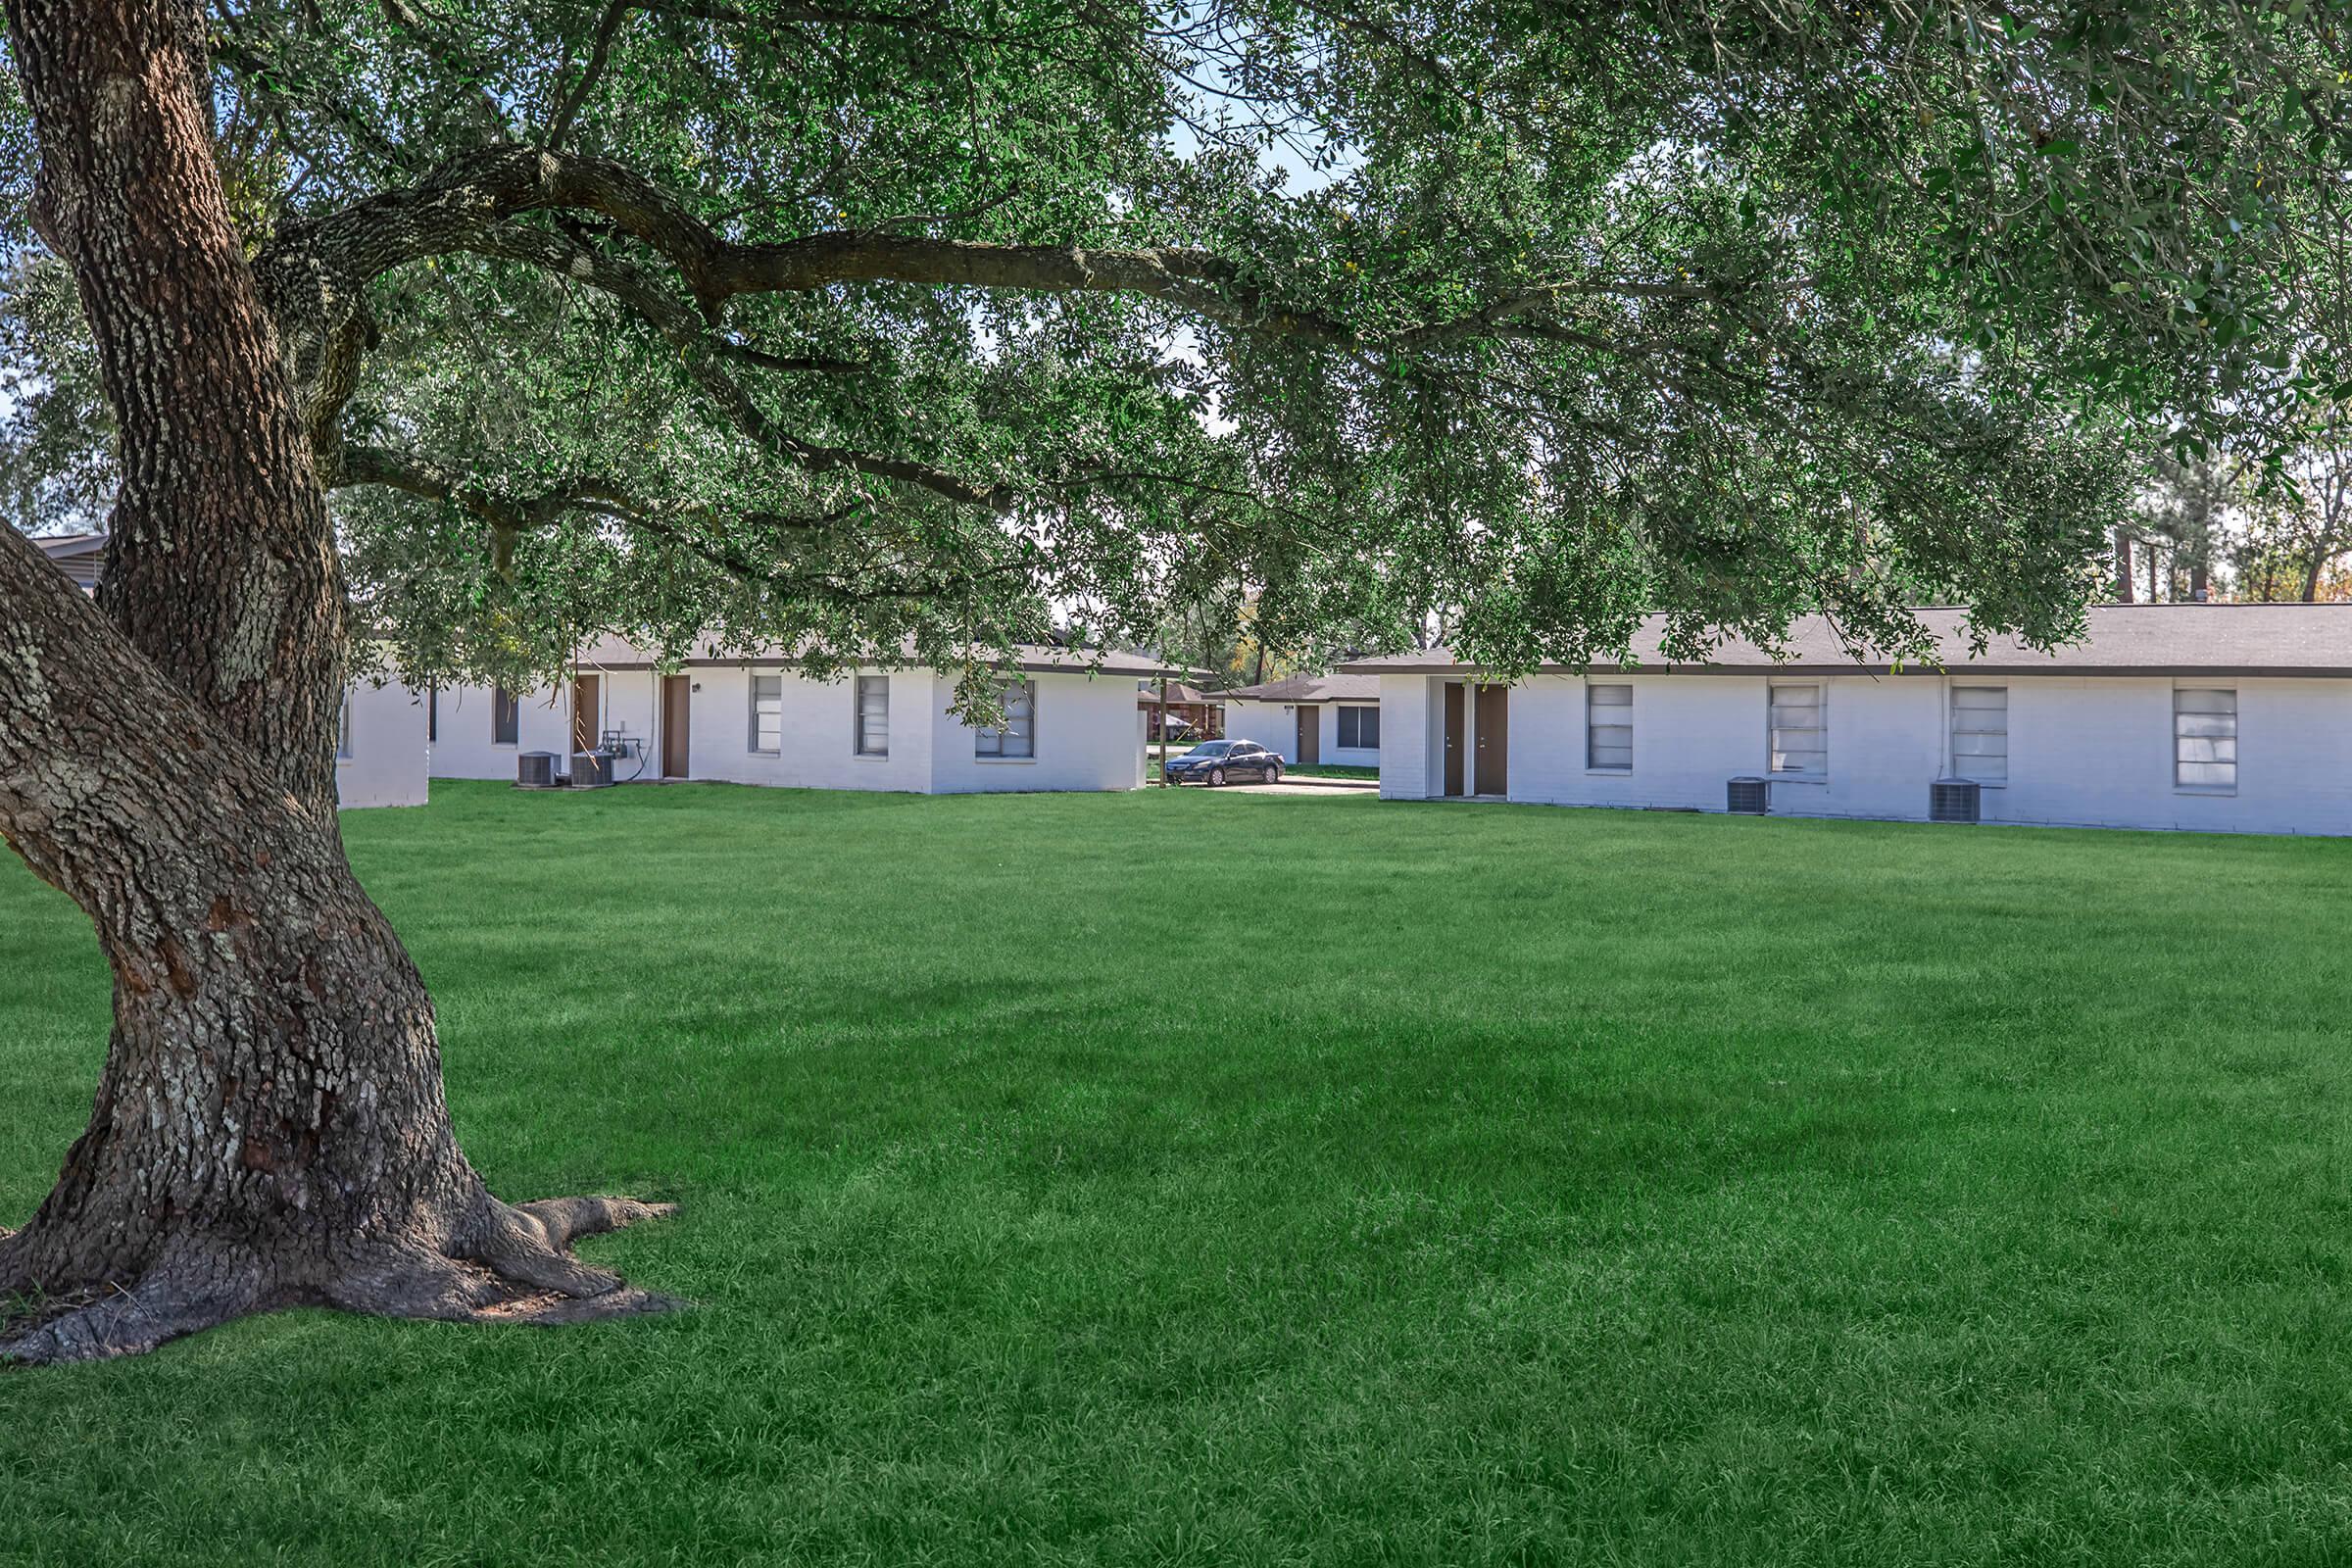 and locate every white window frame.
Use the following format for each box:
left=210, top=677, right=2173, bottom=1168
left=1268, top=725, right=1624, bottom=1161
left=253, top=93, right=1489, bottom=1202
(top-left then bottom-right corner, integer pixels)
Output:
left=2174, top=685, right=2237, bottom=795
left=855, top=675, right=890, bottom=758
left=1336, top=704, right=1380, bottom=751
left=1947, top=684, right=2008, bottom=786
left=1586, top=682, right=1633, bottom=771
left=749, top=674, right=782, bottom=755
left=974, top=679, right=1036, bottom=760
left=1767, top=681, right=1827, bottom=779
